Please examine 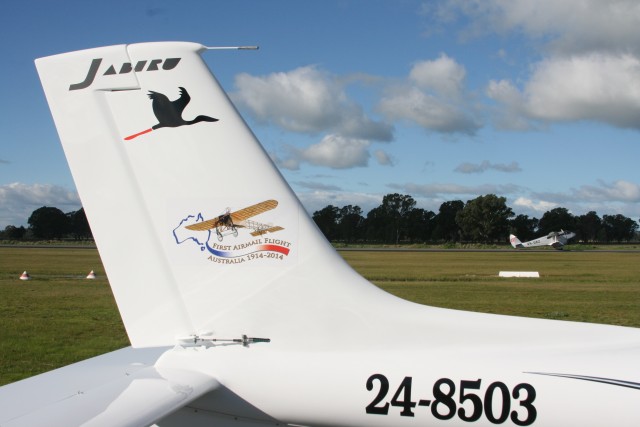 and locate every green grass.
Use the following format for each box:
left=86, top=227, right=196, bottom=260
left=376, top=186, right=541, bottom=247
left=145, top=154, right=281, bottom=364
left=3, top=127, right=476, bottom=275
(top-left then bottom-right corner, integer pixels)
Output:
left=1, top=247, right=639, bottom=385
left=340, top=250, right=640, bottom=327
left=0, top=248, right=127, bottom=385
